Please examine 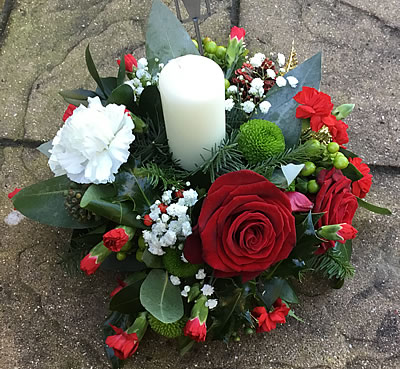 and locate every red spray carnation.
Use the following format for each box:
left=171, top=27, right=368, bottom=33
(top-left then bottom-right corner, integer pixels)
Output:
left=337, top=223, right=358, bottom=243
left=103, top=228, right=130, bottom=252
left=349, top=157, right=372, bottom=198
left=8, top=188, right=21, bottom=199
left=252, top=298, right=290, bottom=333
left=62, top=104, right=77, bottom=122
left=183, top=317, right=207, bottom=342
left=117, top=54, right=138, bottom=73
left=229, top=26, right=246, bottom=41
left=110, top=279, right=127, bottom=297
left=80, top=254, right=101, bottom=275
left=105, top=325, right=139, bottom=360
left=184, top=170, right=296, bottom=282
left=313, top=168, right=358, bottom=254
left=321, top=114, right=349, bottom=145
